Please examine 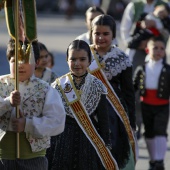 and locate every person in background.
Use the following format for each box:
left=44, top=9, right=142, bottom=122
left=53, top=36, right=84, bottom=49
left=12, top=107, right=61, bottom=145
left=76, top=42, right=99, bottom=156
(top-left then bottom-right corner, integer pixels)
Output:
left=120, top=0, right=168, bottom=140
left=120, top=0, right=168, bottom=69
left=127, top=4, right=170, bottom=56
left=34, top=42, right=58, bottom=84
left=65, top=0, right=76, bottom=19
left=133, top=36, right=170, bottom=170
left=75, top=6, right=105, bottom=44
left=75, top=6, right=118, bottom=46
left=88, top=14, right=137, bottom=170
left=46, top=40, right=117, bottom=170
left=103, top=0, right=128, bottom=21
left=0, top=38, right=66, bottom=170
